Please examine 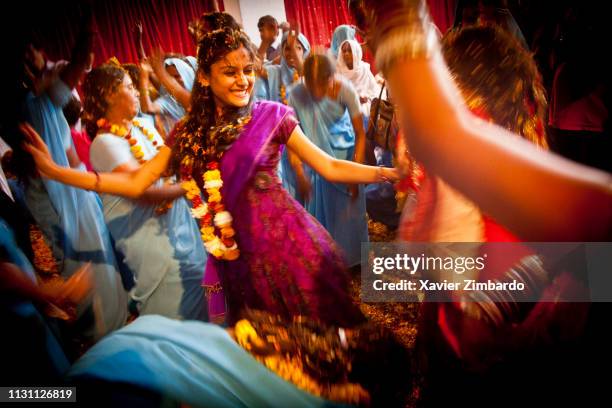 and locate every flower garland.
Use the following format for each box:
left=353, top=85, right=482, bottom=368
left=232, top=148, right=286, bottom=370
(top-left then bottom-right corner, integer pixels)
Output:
left=96, top=118, right=164, bottom=164
left=234, top=318, right=370, bottom=405
left=97, top=118, right=172, bottom=214
left=177, top=115, right=251, bottom=260
left=280, top=70, right=300, bottom=105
